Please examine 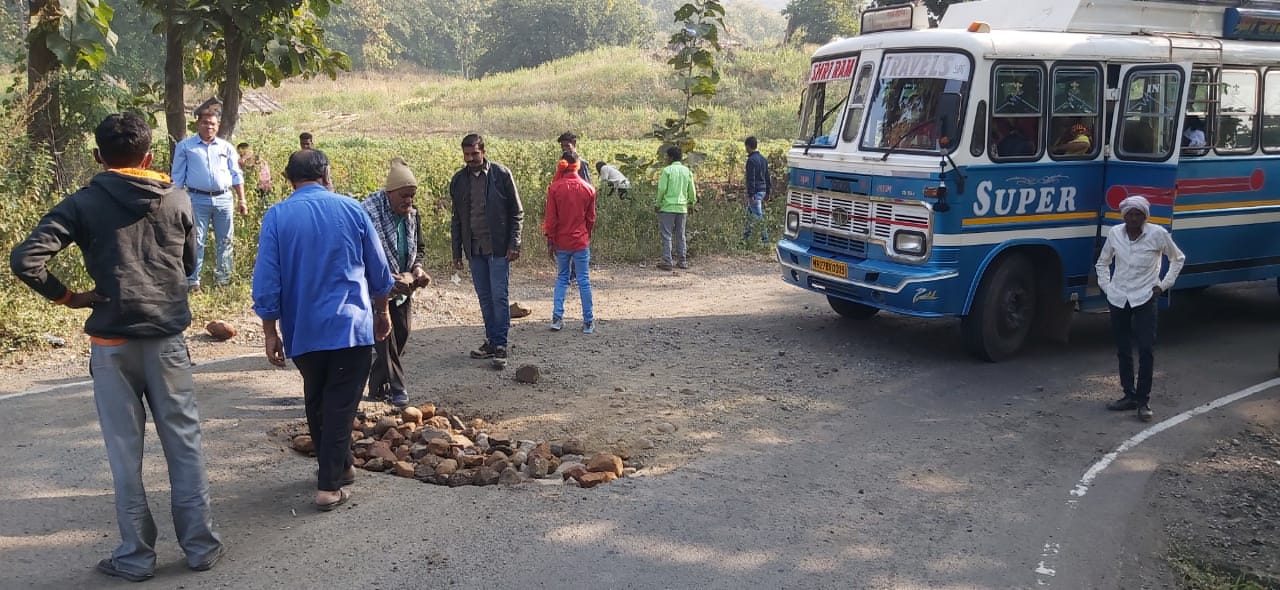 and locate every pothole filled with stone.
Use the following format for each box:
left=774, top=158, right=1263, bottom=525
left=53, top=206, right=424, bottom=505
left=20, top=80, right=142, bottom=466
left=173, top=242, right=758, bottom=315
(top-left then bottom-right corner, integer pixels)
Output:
left=283, top=403, right=638, bottom=488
